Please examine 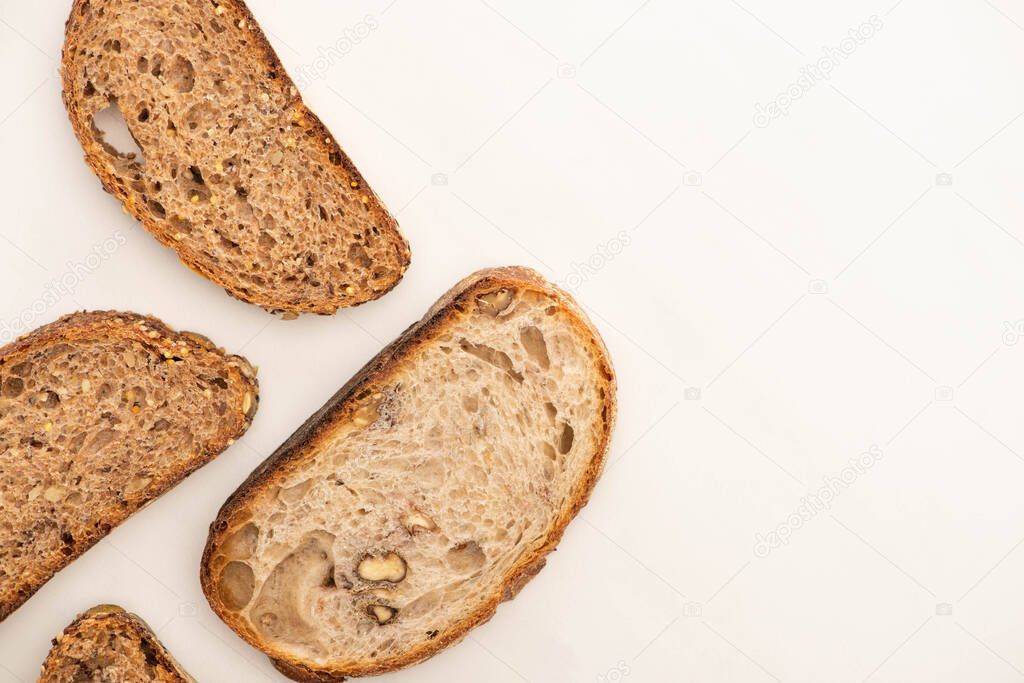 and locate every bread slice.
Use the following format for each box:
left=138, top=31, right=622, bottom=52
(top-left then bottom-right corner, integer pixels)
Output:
left=201, top=267, right=616, bottom=680
left=0, top=311, right=258, bottom=621
left=39, top=604, right=194, bottom=683
left=61, top=0, right=411, bottom=315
